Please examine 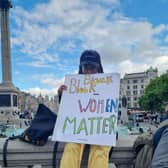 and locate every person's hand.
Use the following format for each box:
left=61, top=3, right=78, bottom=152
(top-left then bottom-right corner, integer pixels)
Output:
left=57, top=85, right=67, bottom=95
